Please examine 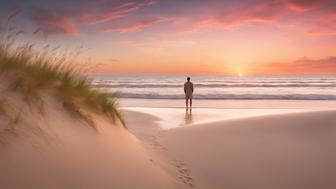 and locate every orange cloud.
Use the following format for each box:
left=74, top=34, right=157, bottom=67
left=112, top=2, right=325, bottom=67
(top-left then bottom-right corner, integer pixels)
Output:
left=248, top=57, right=336, bottom=75
left=305, top=25, right=336, bottom=36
